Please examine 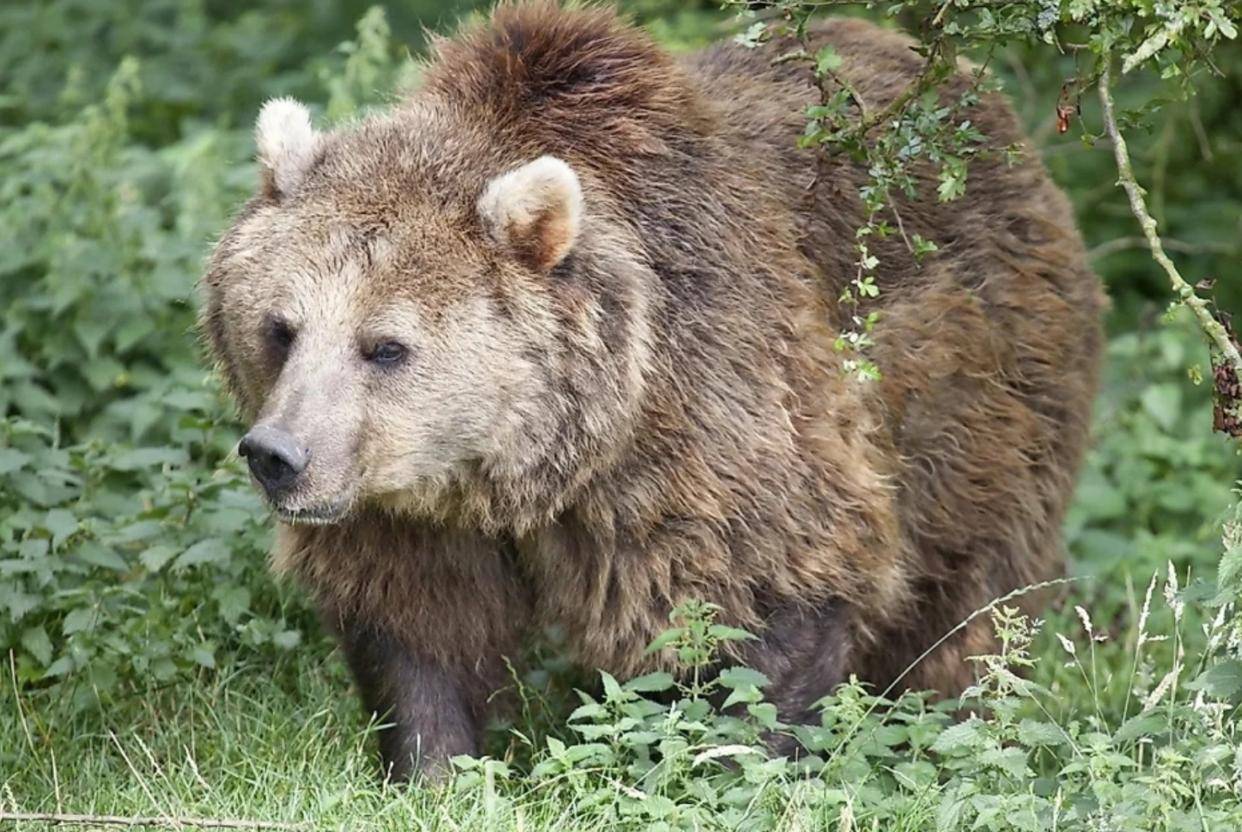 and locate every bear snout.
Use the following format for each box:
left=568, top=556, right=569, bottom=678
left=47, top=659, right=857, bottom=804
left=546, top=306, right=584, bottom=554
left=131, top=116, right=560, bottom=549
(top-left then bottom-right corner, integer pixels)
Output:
left=239, top=424, right=310, bottom=500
